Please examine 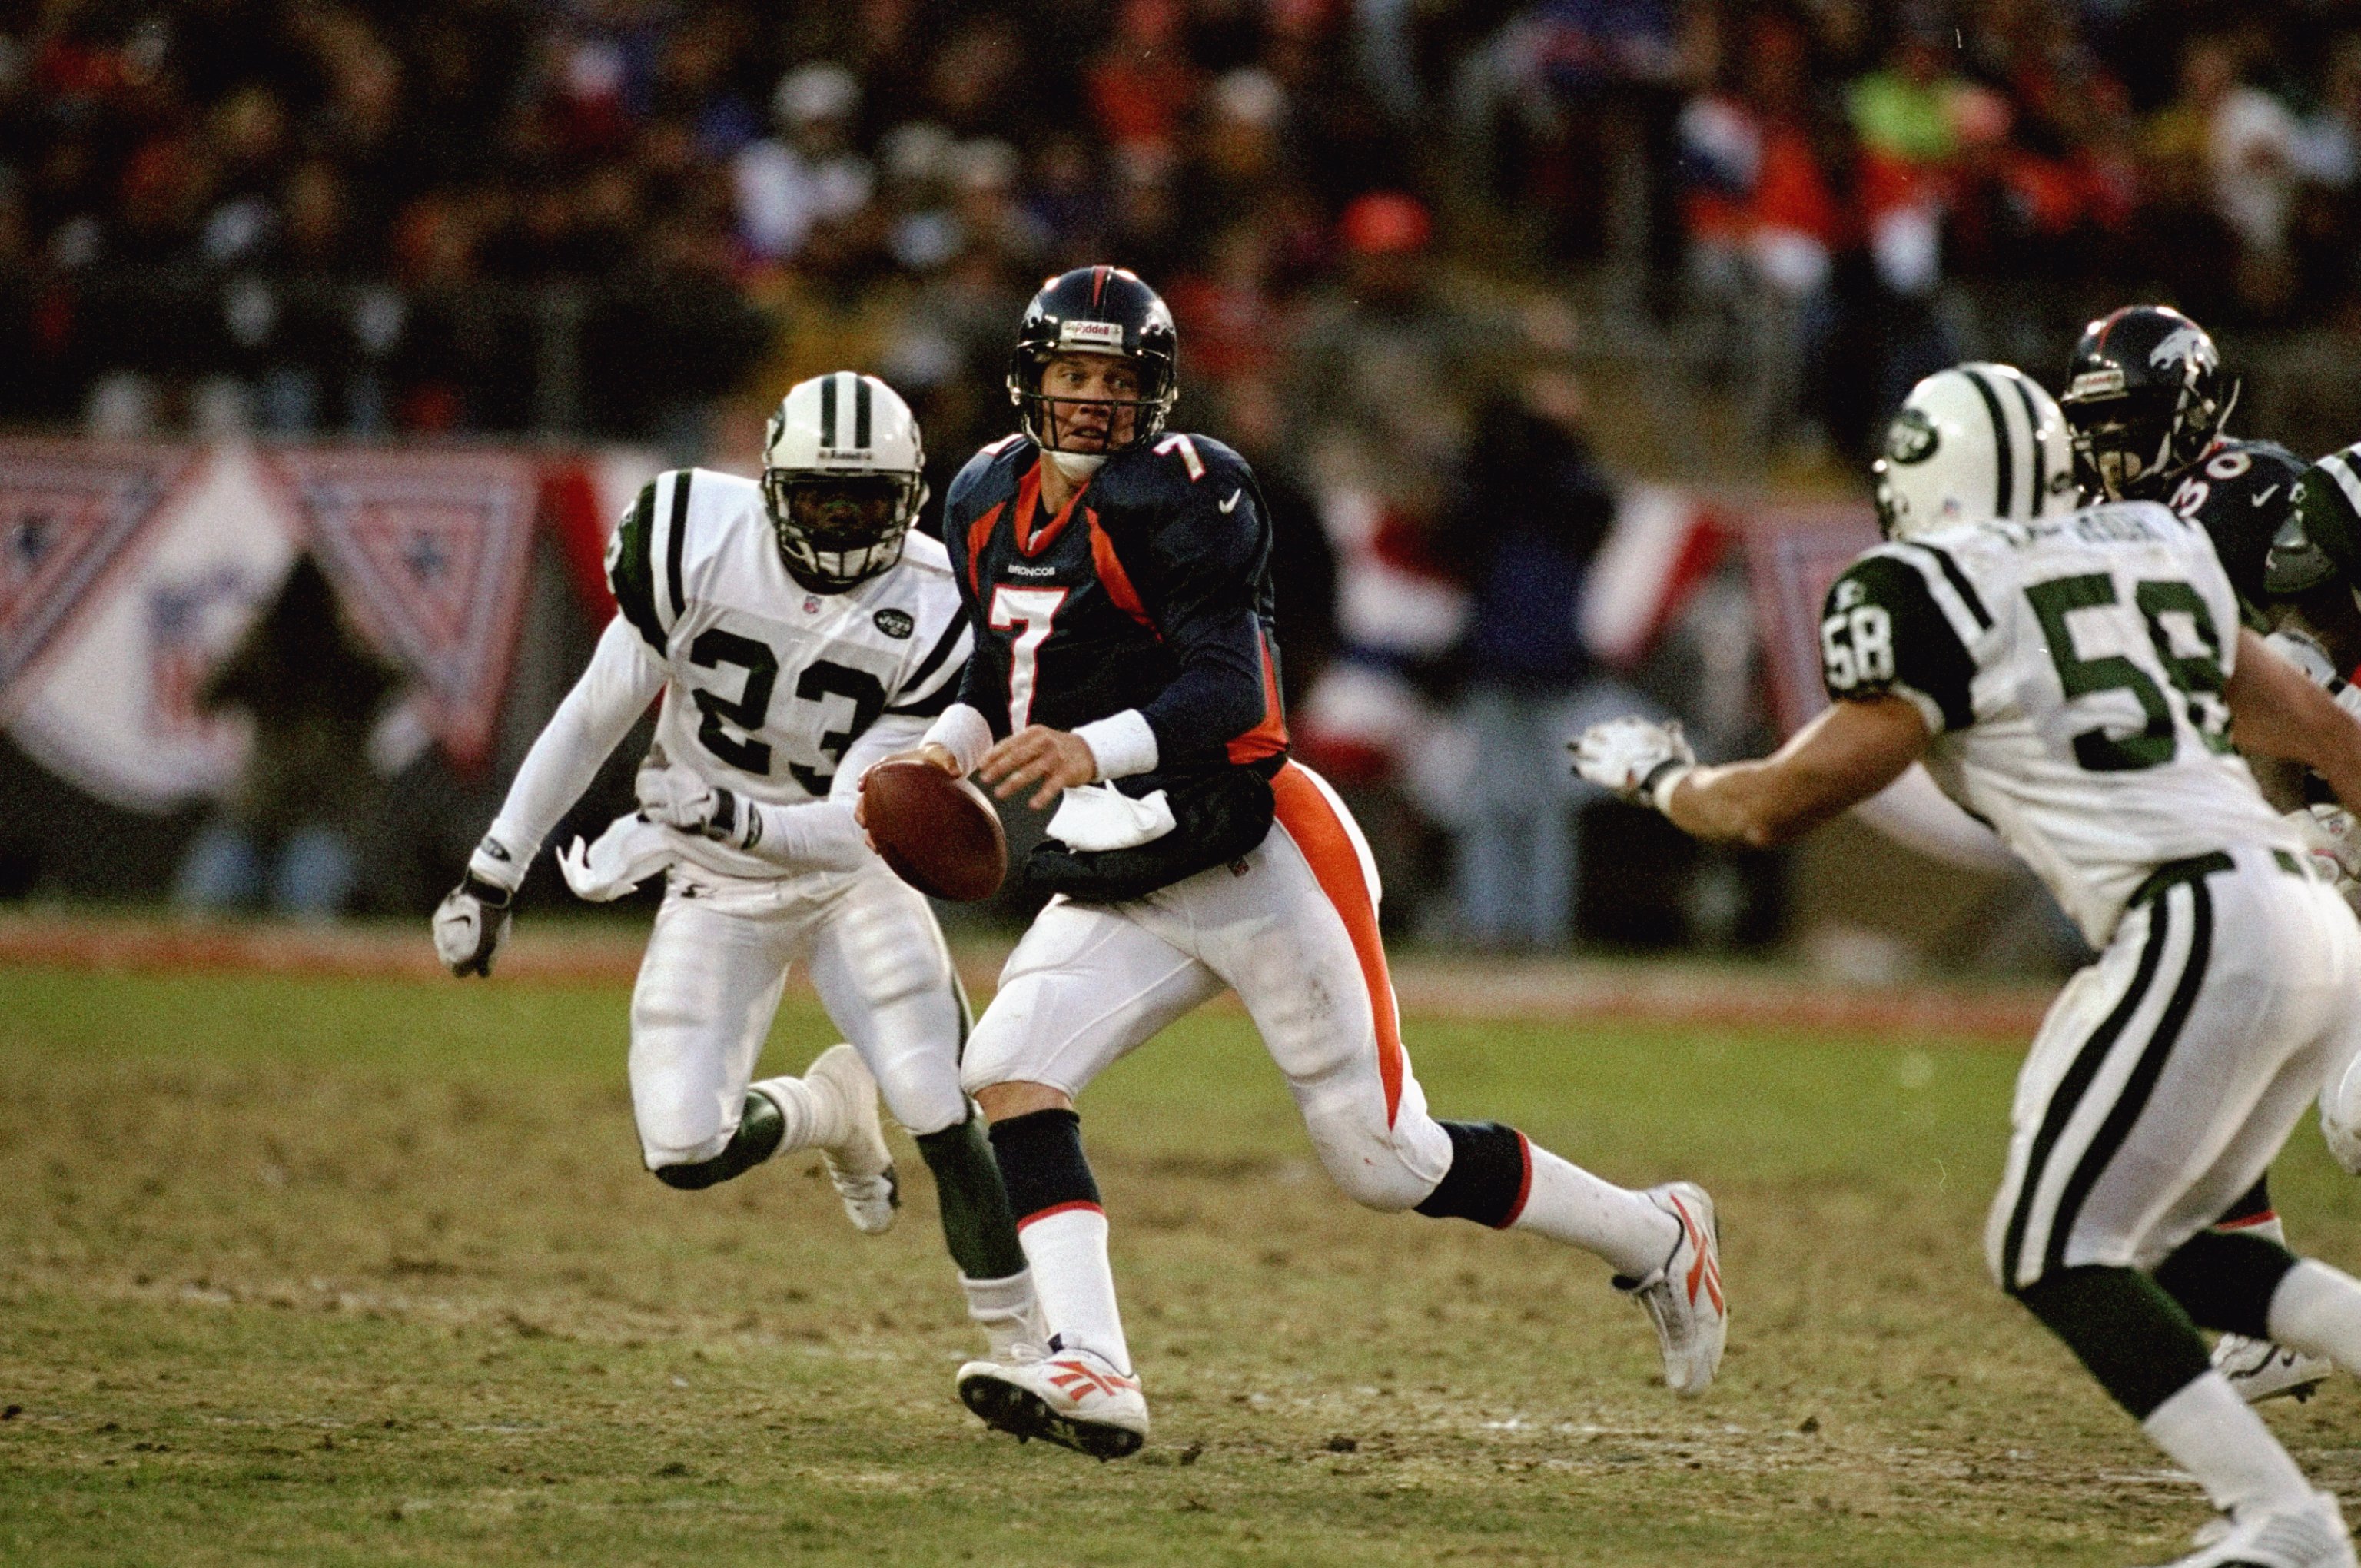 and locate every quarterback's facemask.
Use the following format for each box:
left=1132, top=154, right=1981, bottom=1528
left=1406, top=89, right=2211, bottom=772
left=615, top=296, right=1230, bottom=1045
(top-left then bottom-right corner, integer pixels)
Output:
left=764, top=472, right=922, bottom=590
left=1007, top=265, right=1180, bottom=455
